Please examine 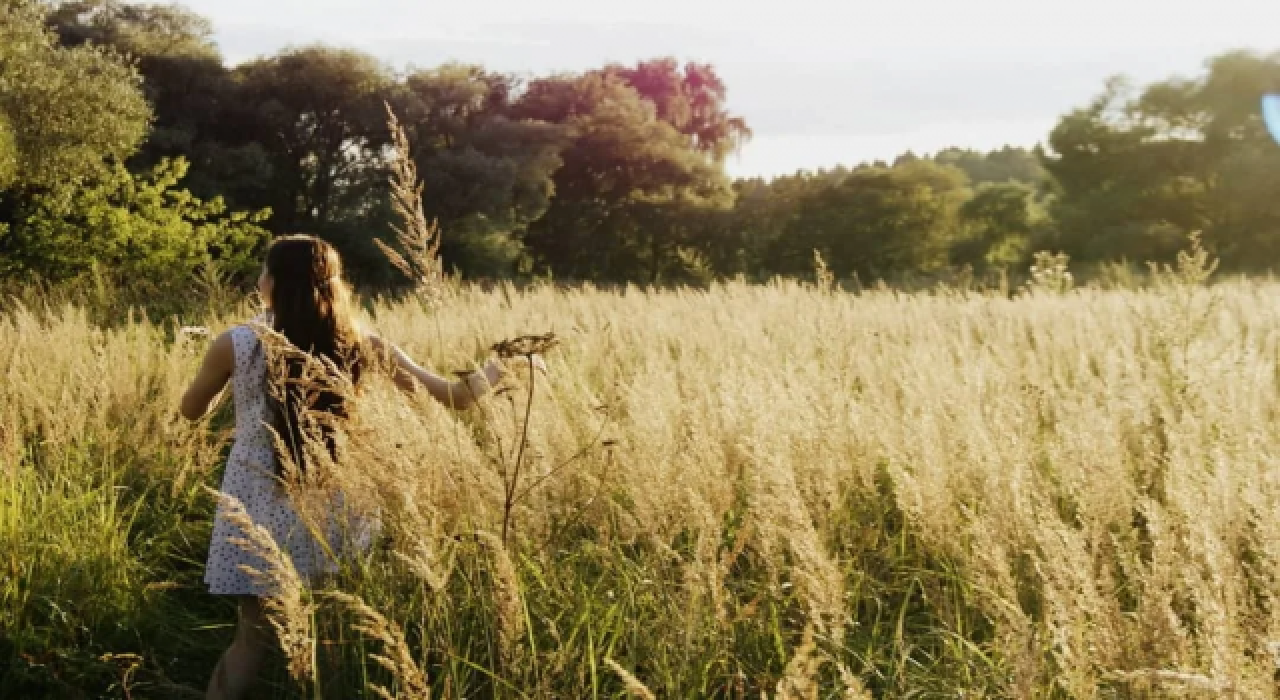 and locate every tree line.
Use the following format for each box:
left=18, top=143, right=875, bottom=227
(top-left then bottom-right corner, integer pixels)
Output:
left=2, top=0, right=1279, bottom=293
